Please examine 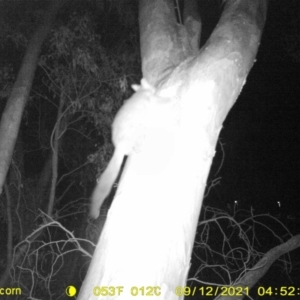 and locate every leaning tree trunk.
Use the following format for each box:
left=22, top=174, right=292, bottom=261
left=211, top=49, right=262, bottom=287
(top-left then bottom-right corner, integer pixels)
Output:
left=0, top=0, right=64, bottom=194
left=79, top=0, right=268, bottom=299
